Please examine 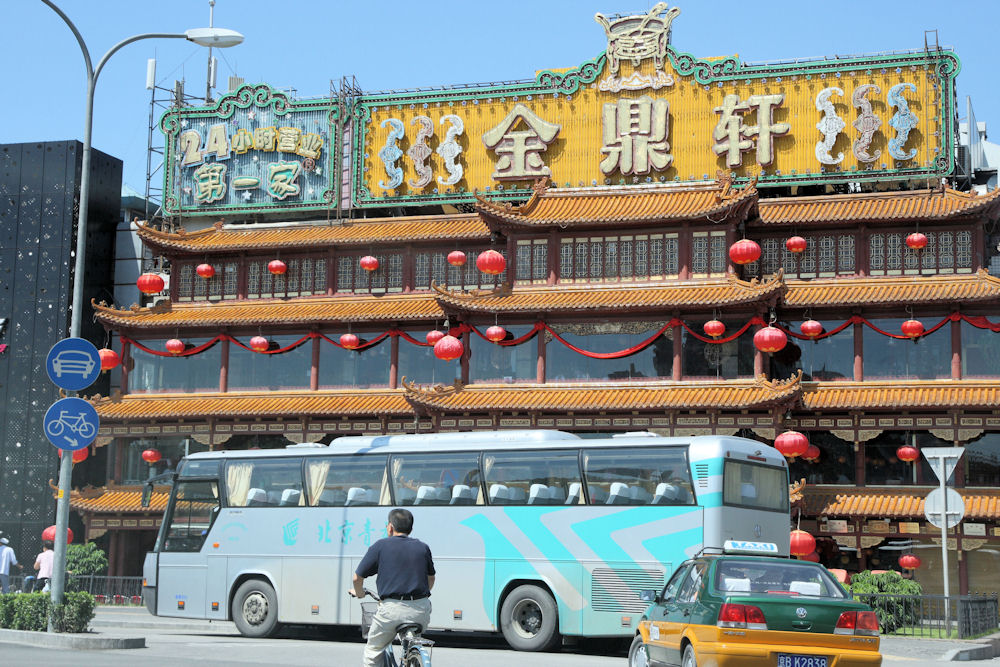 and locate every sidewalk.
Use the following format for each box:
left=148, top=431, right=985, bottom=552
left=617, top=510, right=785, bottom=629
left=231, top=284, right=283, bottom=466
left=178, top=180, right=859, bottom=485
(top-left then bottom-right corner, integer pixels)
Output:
left=93, top=606, right=235, bottom=633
